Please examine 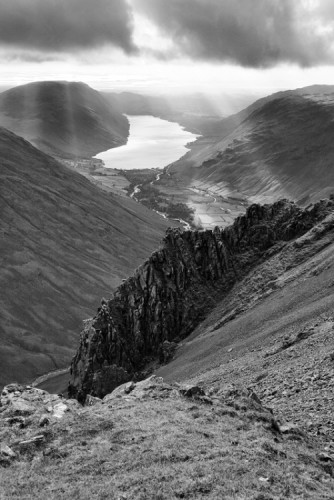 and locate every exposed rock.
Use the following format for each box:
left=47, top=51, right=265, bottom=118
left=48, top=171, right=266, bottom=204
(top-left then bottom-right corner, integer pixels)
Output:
left=159, top=340, right=178, bottom=364
left=318, top=452, right=333, bottom=462
left=84, top=395, right=102, bottom=407
left=19, top=435, right=45, bottom=447
left=52, top=403, right=68, bottom=419
left=39, top=415, right=50, bottom=427
left=4, top=399, right=36, bottom=417
left=103, top=381, right=137, bottom=403
left=279, top=423, right=304, bottom=435
left=103, top=375, right=177, bottom=403
left=1, top=383, right=24, bottom=399
left=124, top=381, right=136, bottom=394
left=0, top=384, right=76, bottom=427
left=5, top=416, right=26, bottom=428
left=69, top=199, right=334, bottom=400
left=179, top=385, right=206, bottom=398
left=0, top=445, right=16, bottom=459
left=1, top=375, right=334, bottom=497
